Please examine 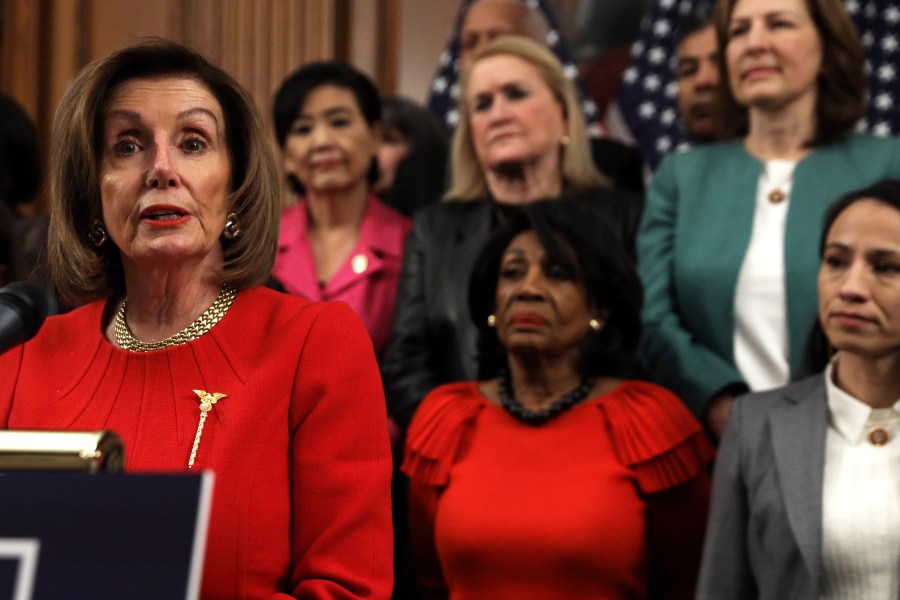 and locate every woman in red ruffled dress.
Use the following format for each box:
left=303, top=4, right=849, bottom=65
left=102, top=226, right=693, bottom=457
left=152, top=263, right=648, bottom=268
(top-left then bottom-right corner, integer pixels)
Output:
left=403, top=200, right=713, bottom=599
